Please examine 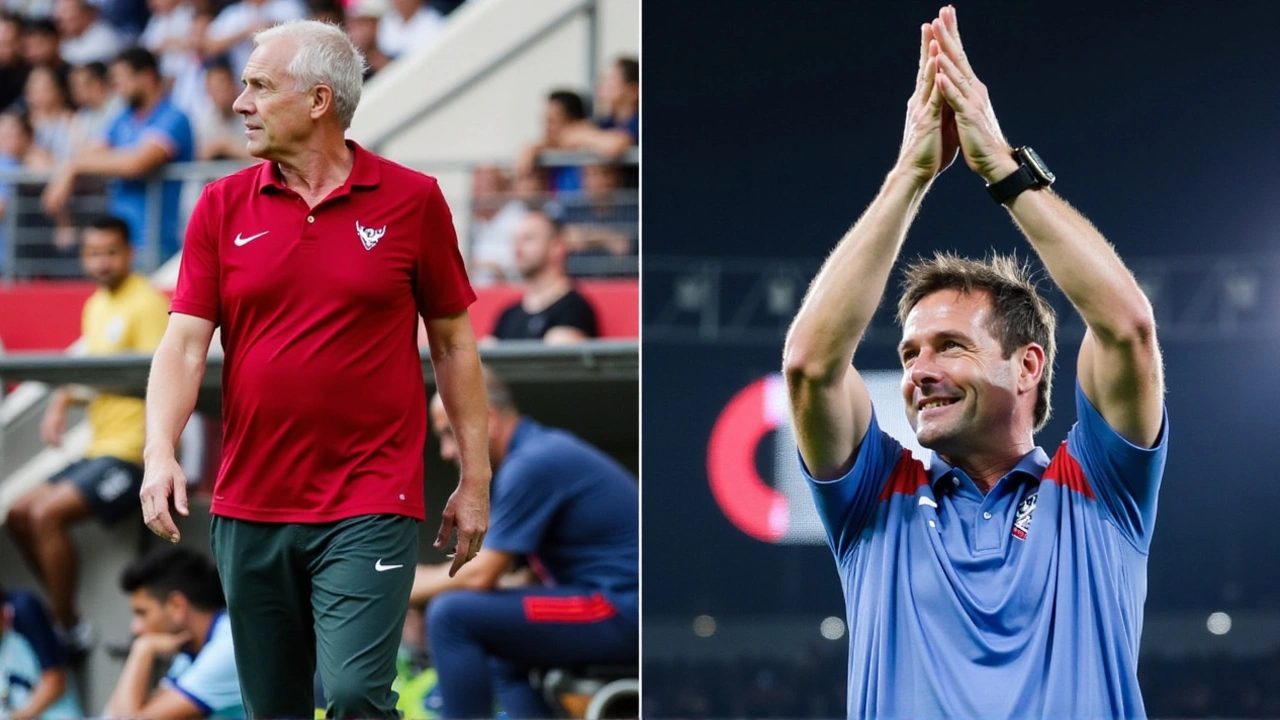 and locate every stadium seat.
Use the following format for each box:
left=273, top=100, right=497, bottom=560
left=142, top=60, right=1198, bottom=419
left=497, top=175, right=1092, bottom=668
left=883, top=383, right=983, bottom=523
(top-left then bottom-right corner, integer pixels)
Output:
left=531, top=664, right=638, bottom=719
